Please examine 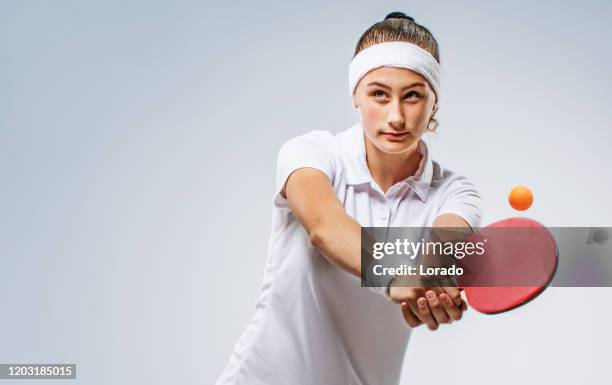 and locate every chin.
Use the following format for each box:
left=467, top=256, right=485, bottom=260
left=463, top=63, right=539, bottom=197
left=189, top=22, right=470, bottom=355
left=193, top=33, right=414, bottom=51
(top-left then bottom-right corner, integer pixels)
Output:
left=375, top=139, right=414, bottom=154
